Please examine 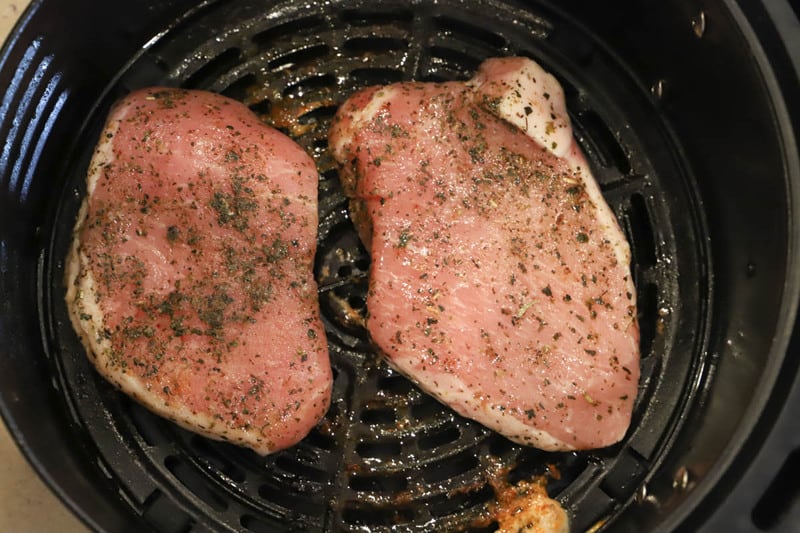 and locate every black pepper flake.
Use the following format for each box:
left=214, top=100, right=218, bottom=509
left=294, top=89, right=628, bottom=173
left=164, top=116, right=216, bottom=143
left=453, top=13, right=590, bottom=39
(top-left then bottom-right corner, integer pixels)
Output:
left=576, top=232, right=589, bottom=243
